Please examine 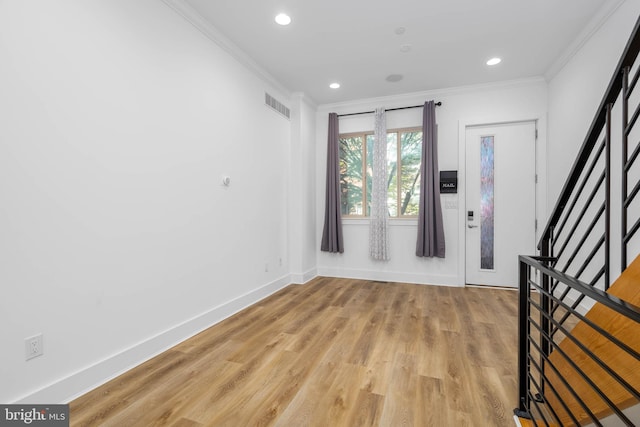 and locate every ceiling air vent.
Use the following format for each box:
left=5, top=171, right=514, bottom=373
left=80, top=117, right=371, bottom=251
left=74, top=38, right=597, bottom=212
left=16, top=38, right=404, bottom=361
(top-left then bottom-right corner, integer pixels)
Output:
left=265, top=92, right=290, bottom=120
